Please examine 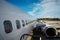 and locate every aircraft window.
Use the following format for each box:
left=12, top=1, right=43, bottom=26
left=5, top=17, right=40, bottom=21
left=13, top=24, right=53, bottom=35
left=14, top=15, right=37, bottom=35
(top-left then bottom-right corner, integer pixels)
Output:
left=22, top=20, right=25, bottom=27
left=16, top=20, right=21, bottom=29
left=4, top=20, right=13, bottom=33
left=26, top=20, right=27, bottom=25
